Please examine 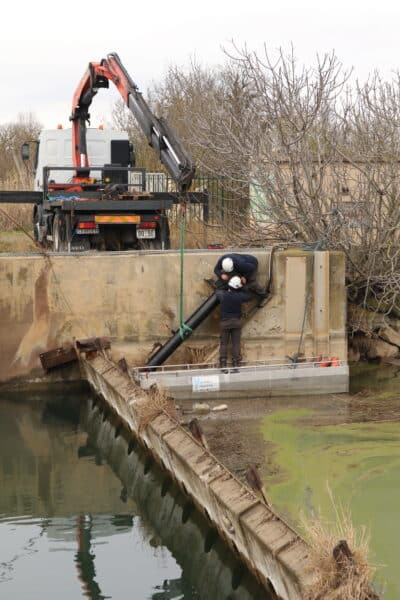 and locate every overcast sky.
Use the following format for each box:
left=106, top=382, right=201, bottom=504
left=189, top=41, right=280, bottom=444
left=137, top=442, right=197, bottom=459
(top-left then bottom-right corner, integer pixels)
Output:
left=2, top=0, right=400, bottom=129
